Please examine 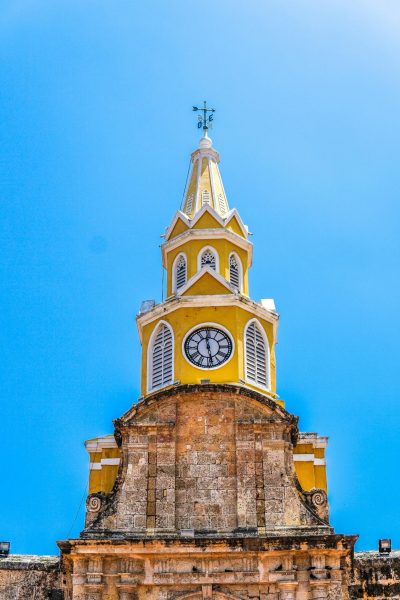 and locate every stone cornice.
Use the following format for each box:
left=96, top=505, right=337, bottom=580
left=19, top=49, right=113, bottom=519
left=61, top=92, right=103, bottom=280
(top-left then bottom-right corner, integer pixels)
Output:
left=59, top=533, right=358, bottom=553
left=115, top=383, right=297, bottom=435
